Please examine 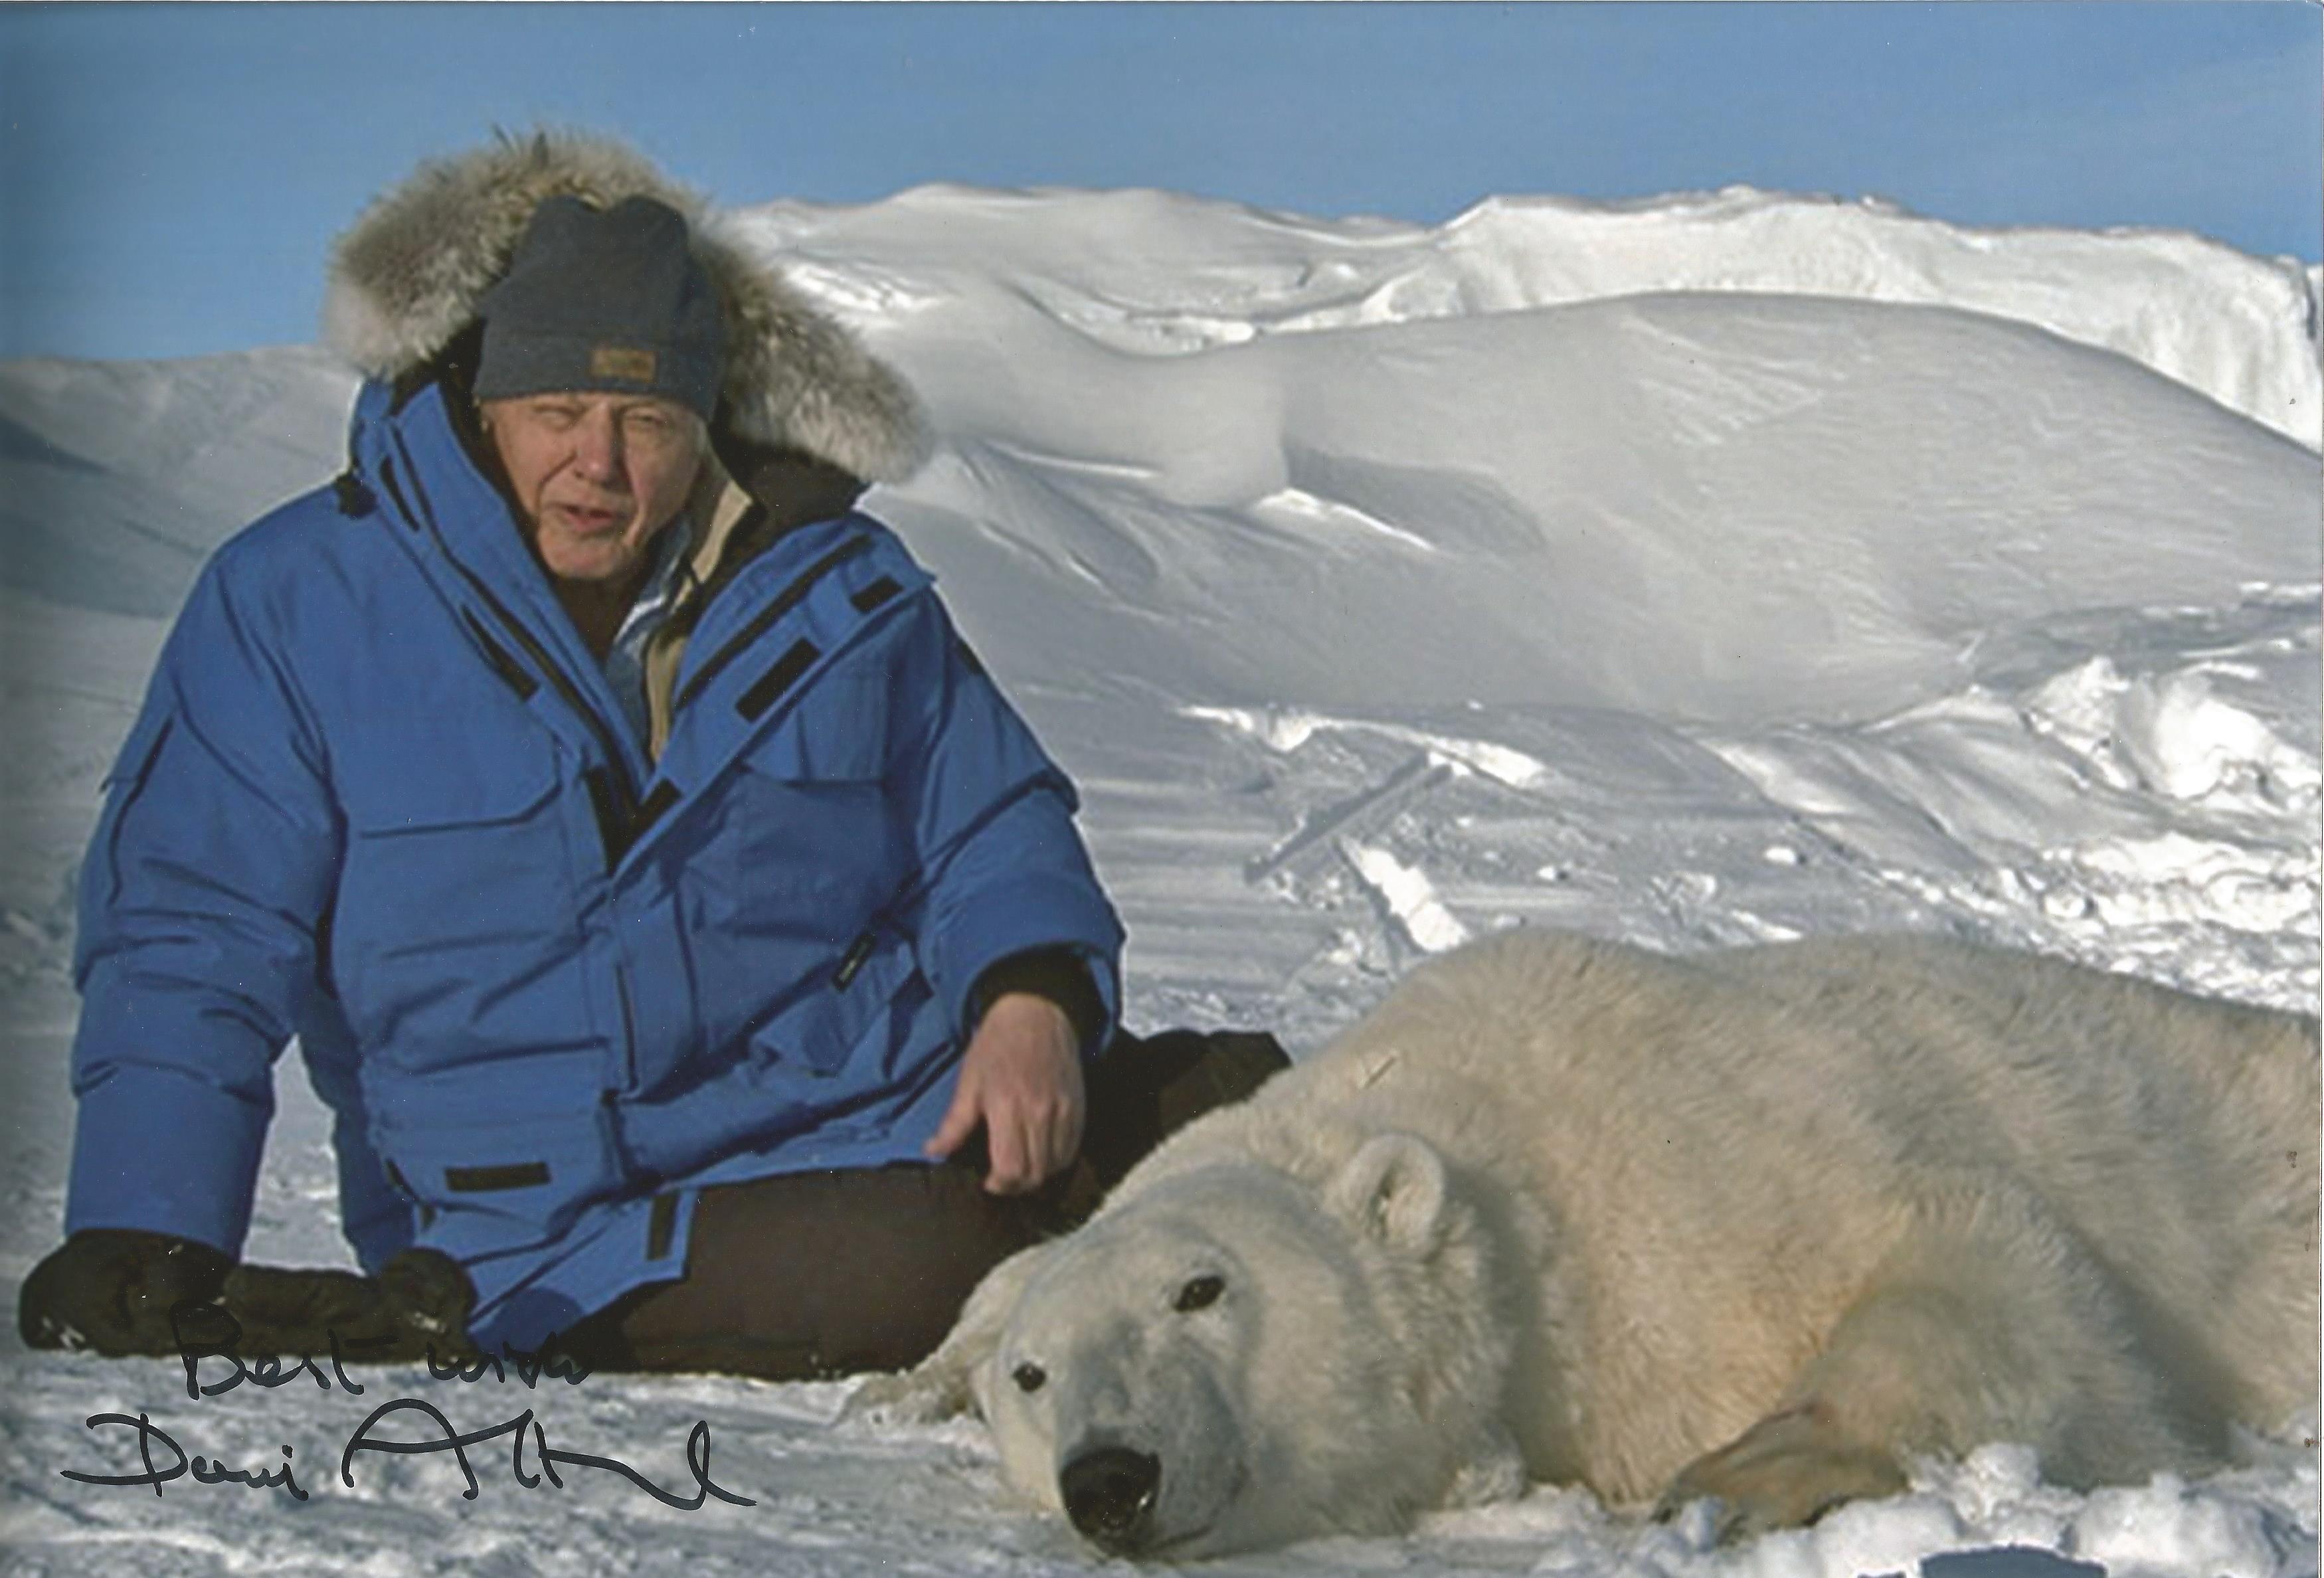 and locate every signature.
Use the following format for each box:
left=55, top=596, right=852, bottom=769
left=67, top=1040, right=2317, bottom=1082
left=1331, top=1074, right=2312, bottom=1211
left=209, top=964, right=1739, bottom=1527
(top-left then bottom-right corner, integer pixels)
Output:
left=62, top=1403, right=756, bottom=1510
left=58, top=1304, right=755, bottom=1510
left=344, top=1397, right=755, bottom=1509
left=62, top=1413, right=310, bottom=1501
